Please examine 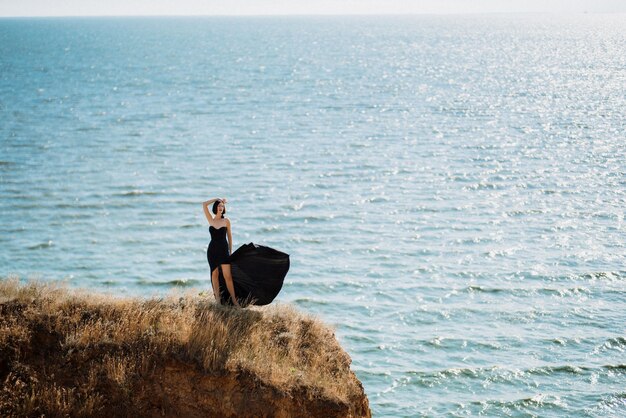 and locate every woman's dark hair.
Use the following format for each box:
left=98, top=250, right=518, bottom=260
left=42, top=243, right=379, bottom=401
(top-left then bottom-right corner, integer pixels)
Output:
left=212, top=200, right=225, bottom=218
